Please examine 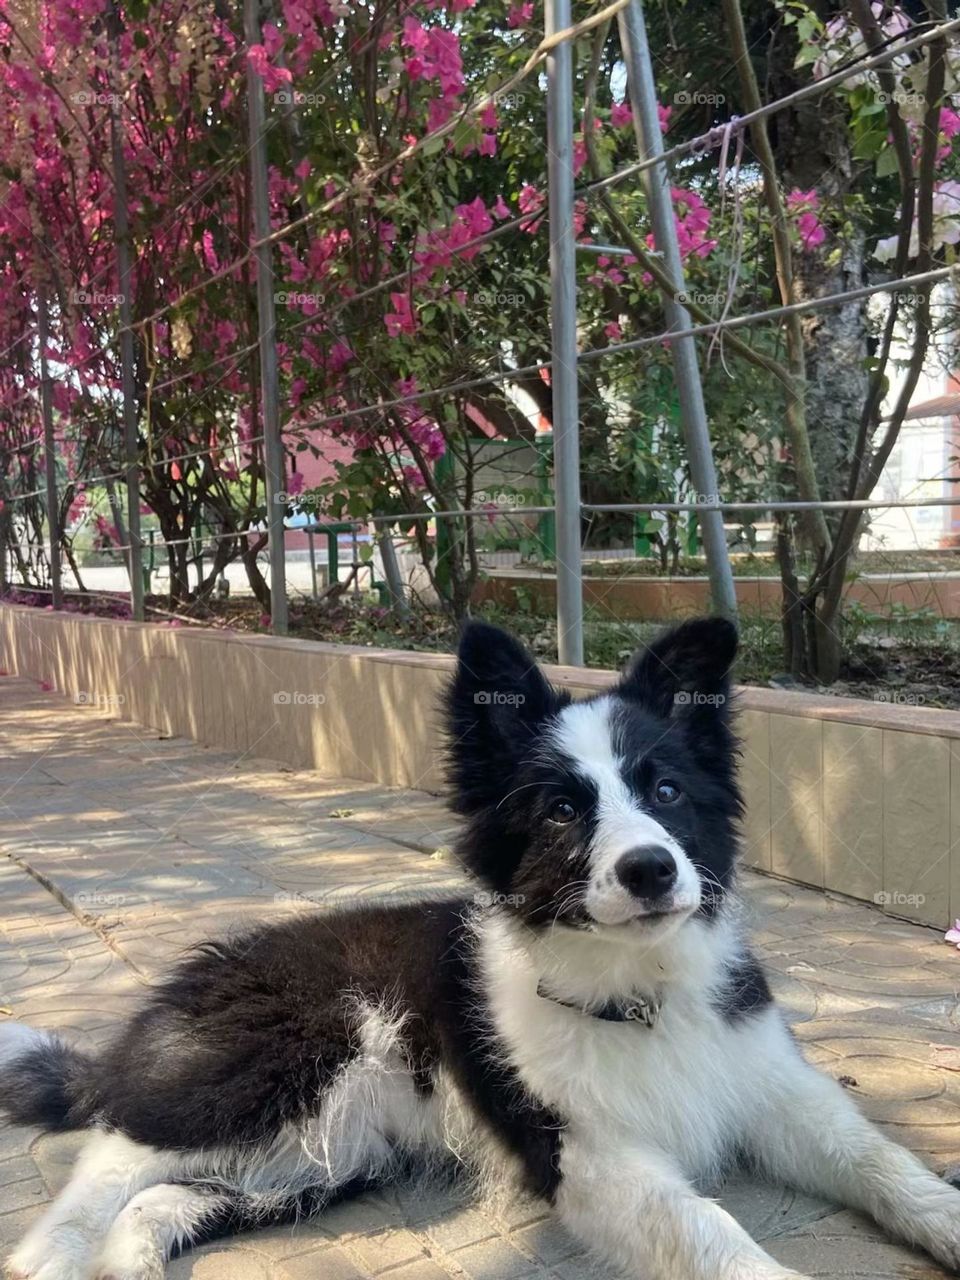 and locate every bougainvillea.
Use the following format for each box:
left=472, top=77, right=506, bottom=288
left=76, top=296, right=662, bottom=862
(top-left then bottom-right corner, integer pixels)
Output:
left=1, top=0, right=957, bottom=622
